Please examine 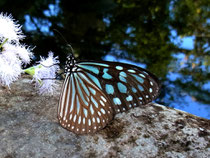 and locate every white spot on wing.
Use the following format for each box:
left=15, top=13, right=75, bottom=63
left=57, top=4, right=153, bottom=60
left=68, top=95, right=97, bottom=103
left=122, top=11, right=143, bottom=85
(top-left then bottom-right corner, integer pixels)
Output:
left=73, top=115, right=77, bottom=122
left=139, top=73, right=146, bottom=78
left=98, top=111, right=101, bottom=116
left=92, top=117, right=95, bottom=123
left=88, top=119, right=91, bottom=126
left=128, top=69, right=136, bottom=73
left=60, top=75, right=71, bottom=117
left=101, top=108, right=105, bottom=114
left=100, top=100, right=105, bottom=106
left=78, top=116, right=81, bottom=124
left=101, top=96, right=107, bottom=102
left=90, top=104, right=94, bottom=114
left=149, top=88, right=153, bottom=93
left=64, top=76, right=71, bottom=119
left=69, top=114, right=72, bottom=120
left=116, top=66, right=123, bottom=70
left=83, top=108, right=88, bottom=117
left=97, top=117, right=100, bottom=123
